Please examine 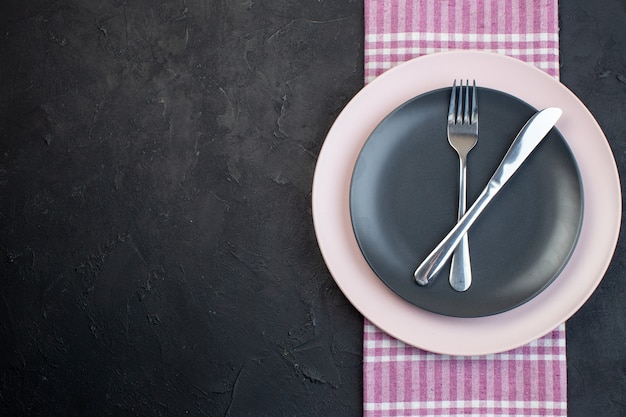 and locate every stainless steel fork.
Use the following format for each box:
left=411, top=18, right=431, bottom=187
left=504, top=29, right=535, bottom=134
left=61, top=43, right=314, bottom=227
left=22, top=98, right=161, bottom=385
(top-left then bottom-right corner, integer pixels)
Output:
left=447, top=80, right=478, bottom=292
